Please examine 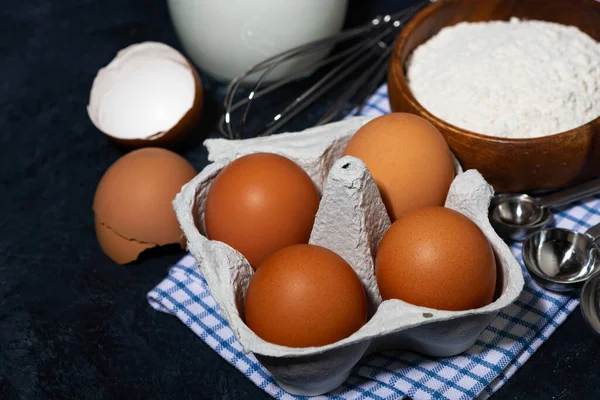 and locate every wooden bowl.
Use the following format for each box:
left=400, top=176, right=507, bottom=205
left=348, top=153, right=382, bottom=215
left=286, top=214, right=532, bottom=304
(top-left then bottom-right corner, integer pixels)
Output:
left=388, top=0, right=600, bottom=193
